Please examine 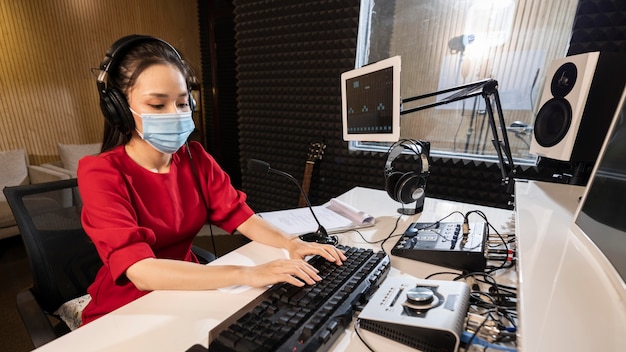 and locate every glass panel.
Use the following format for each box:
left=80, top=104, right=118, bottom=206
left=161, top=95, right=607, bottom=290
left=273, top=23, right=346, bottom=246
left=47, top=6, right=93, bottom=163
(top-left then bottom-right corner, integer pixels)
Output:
left=355, top=0, right=578, bottom=164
